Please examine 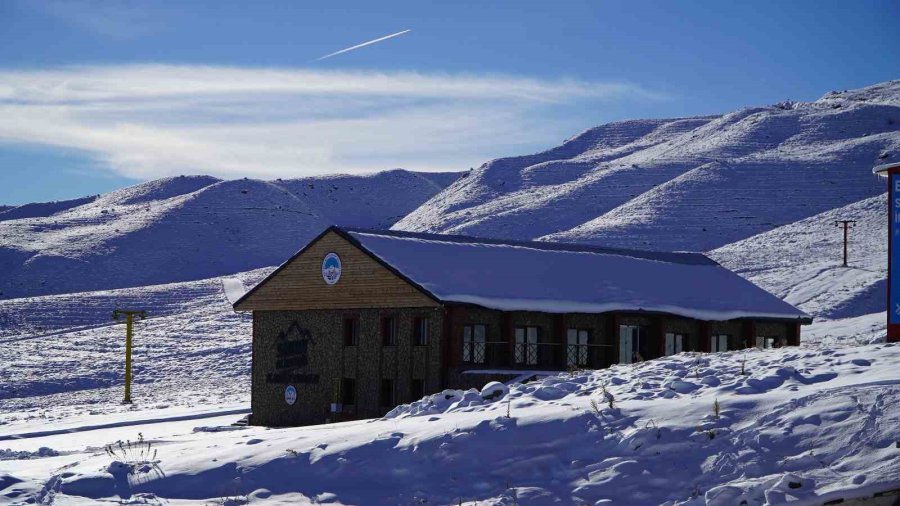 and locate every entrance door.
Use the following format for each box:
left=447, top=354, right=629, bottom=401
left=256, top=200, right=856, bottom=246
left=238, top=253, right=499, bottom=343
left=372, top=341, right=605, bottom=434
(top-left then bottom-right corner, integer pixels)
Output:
left=515, top=326, right=539, bottom=365
left=710, top=334, right=729, bottom=352
left=618, top=325, right=644, bottom=364
left=665, top=333, right=684, bottom=356
left=619, top=326, right=632, bottom=364
left=756, top=336, right=775, bottom=349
